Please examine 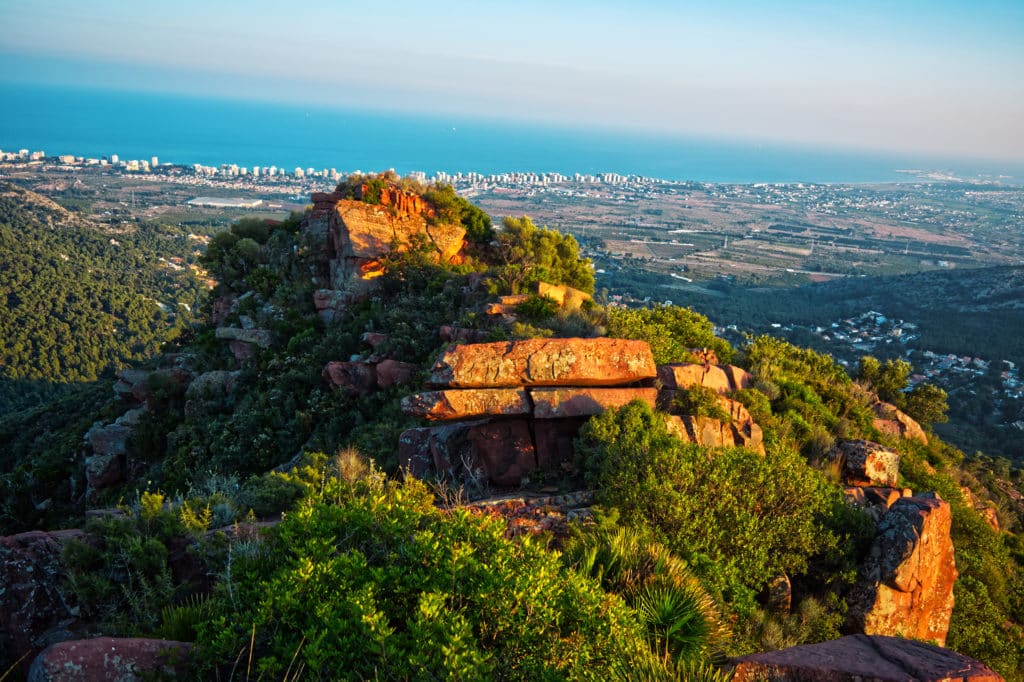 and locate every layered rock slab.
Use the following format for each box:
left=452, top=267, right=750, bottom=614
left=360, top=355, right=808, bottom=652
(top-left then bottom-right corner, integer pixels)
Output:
left=731, top=634, right=1002, bottom=682
left=848, top=493, right=957, bottom=646
left=530, top=387, right=657, bottom=418
left=402, top=389, right=531, bottom=421
left=428, top=337, right=656, bottom=388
